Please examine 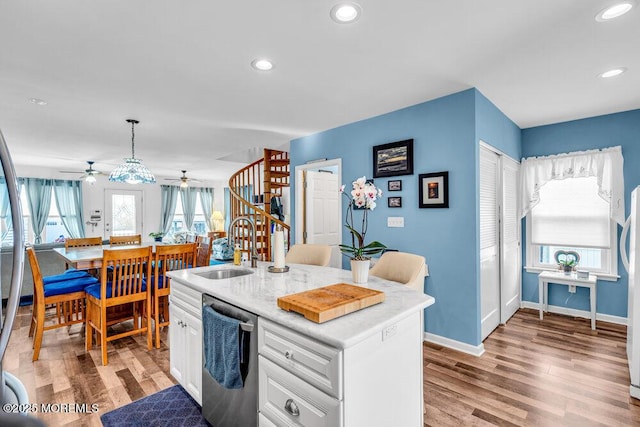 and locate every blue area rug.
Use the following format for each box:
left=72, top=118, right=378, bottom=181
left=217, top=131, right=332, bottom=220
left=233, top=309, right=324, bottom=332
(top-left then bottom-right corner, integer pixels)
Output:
left=101, top=385, right=211, bottom=427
